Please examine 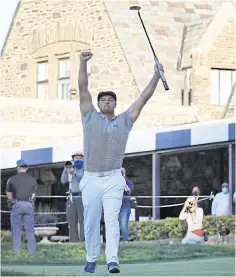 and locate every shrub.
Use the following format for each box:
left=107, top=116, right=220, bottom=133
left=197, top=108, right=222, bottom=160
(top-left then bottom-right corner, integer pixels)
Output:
left=1, top=230, right=27, bottom=243
left=129, top=215, right=235, bottom=241
left=1, top=230, right=12, bottom=243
